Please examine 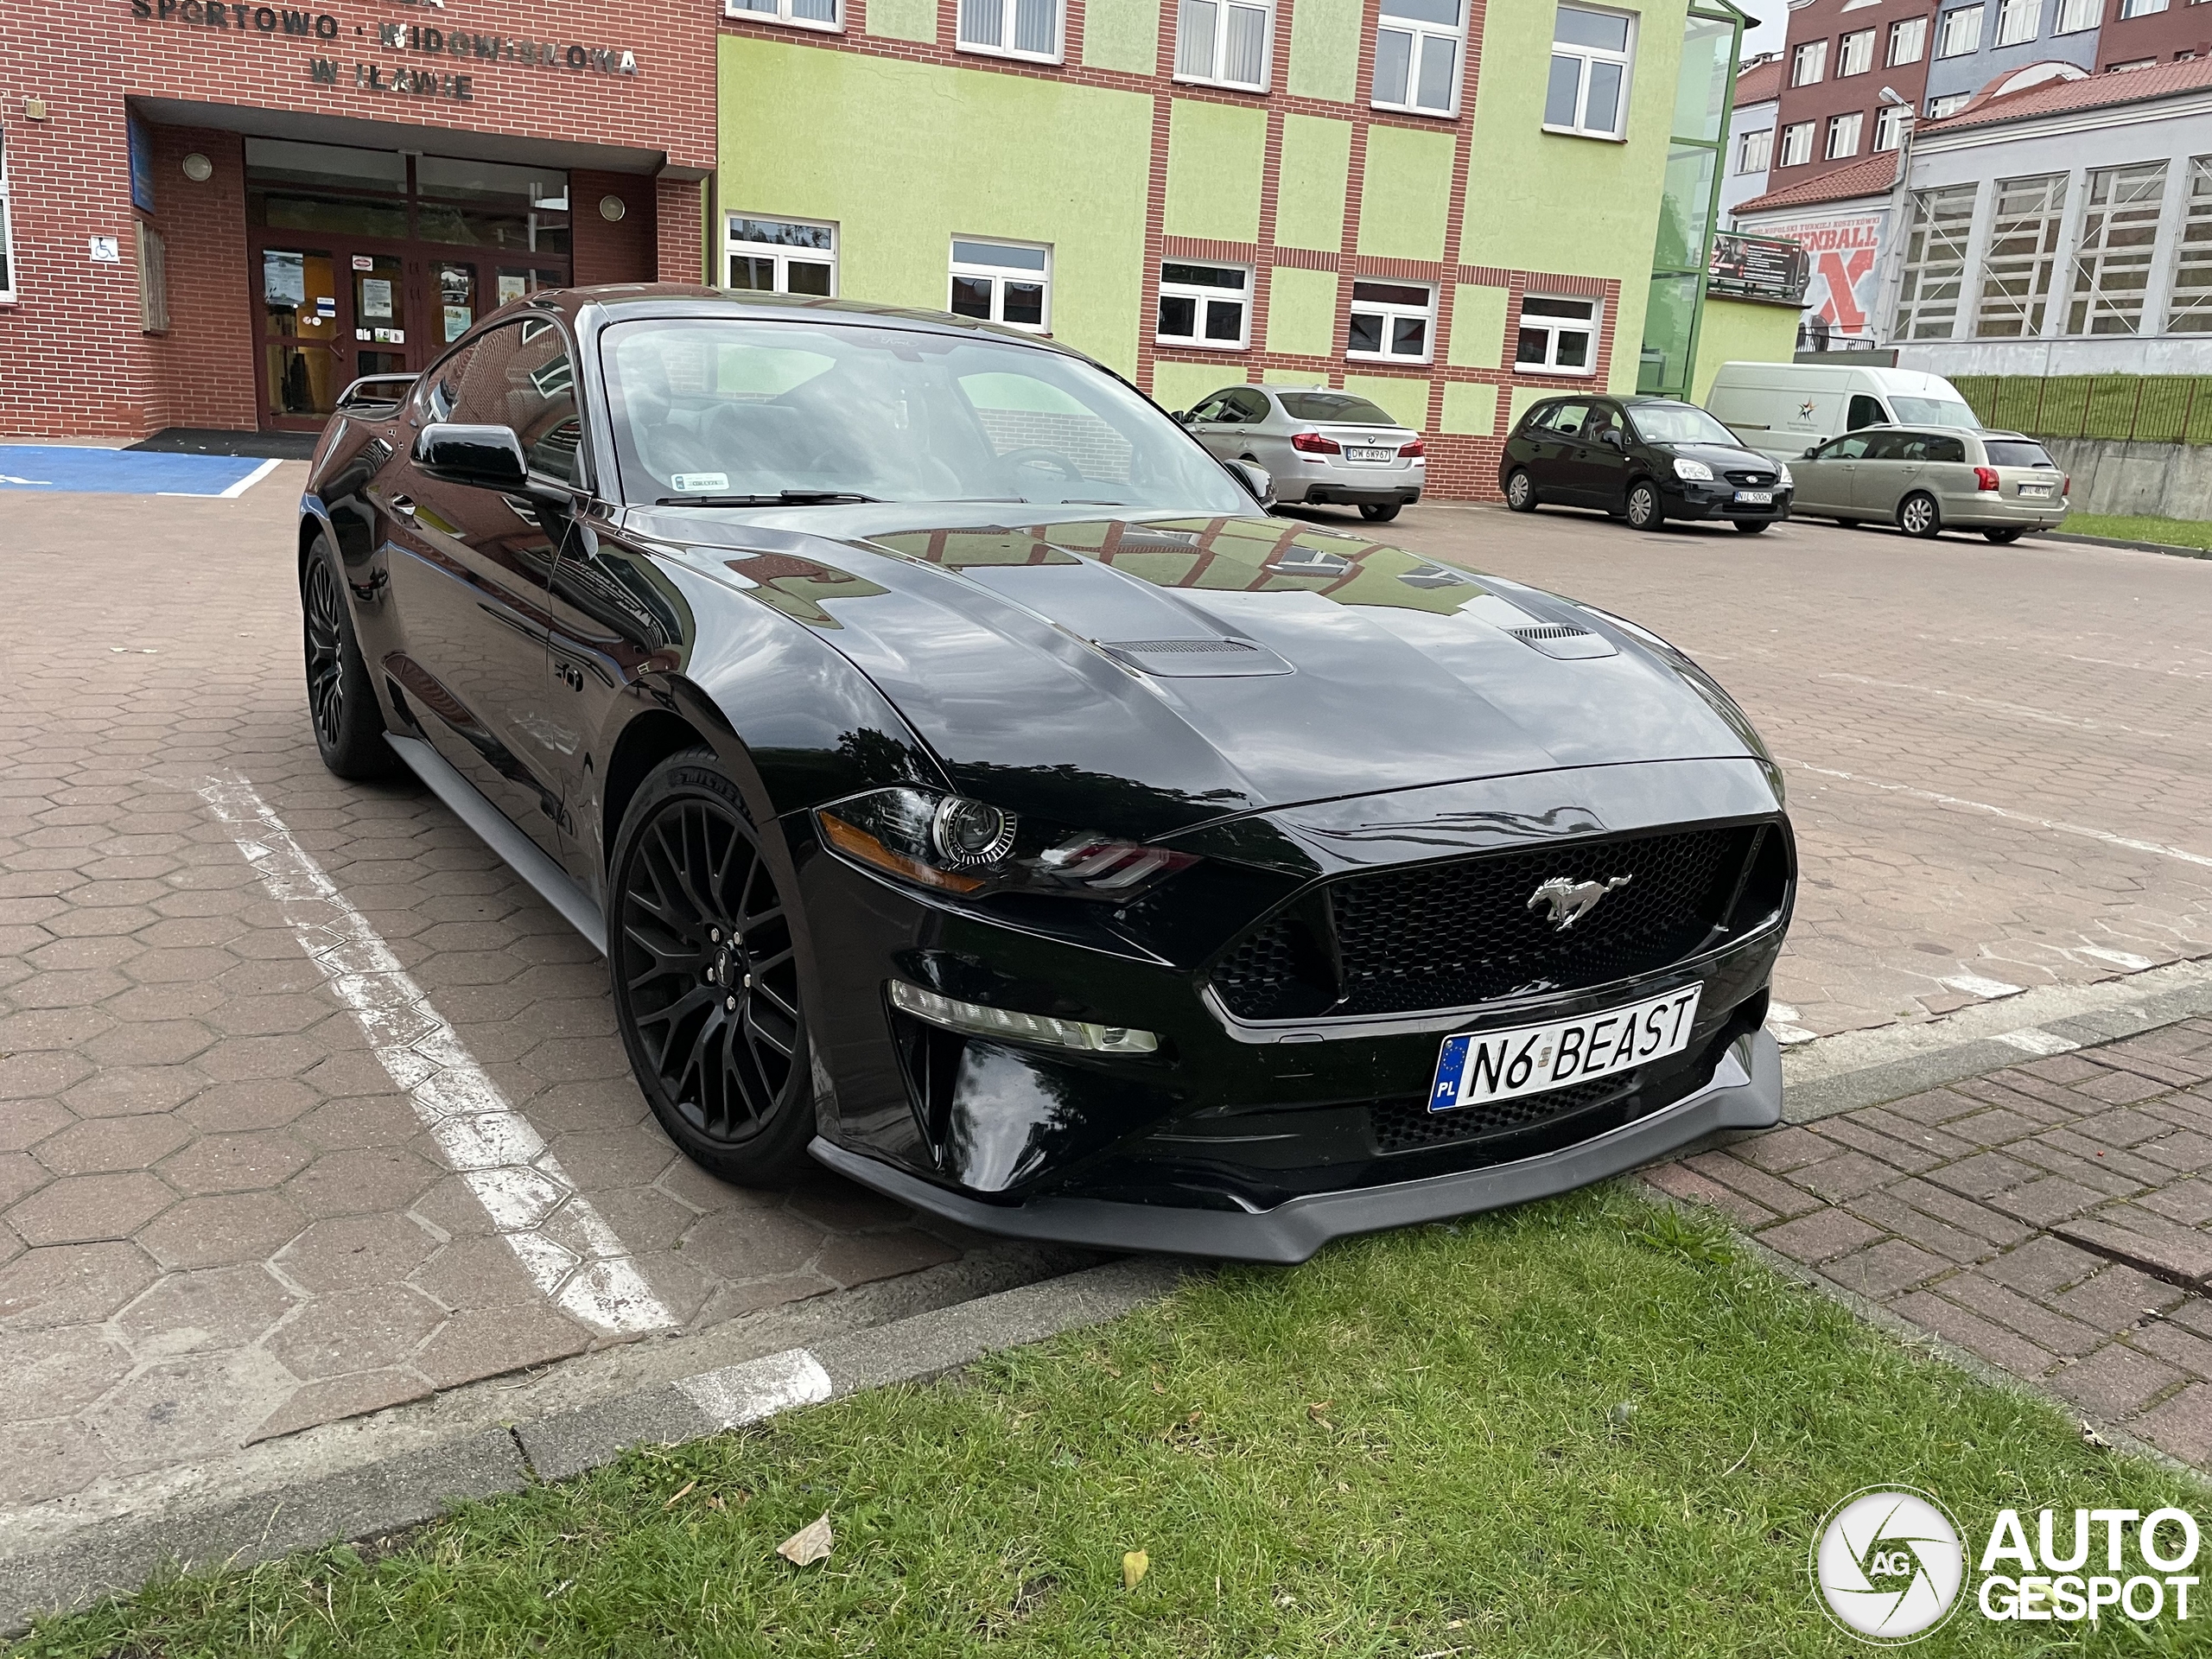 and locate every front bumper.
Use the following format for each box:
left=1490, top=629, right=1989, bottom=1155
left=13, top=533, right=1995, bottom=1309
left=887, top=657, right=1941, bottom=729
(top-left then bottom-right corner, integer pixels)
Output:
left=1662, top=481, right=1794, bottom=522
left=815, top=1029, right=1781, bottom=1263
